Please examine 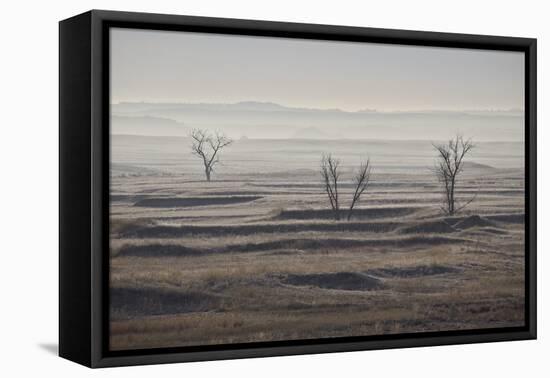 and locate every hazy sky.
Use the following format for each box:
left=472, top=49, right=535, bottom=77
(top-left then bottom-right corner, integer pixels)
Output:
left=111, top=28, right=524, bottom=112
